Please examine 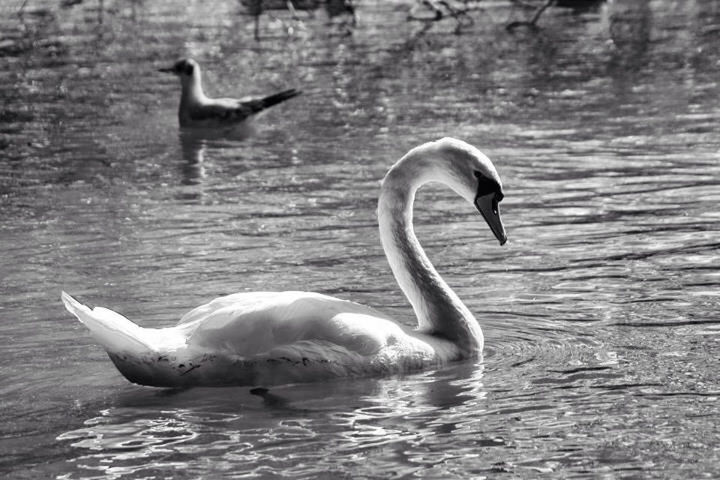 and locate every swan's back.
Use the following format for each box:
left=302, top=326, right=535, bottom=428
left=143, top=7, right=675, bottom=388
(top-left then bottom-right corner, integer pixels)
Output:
left=181, top=291, right=399, bottom=357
